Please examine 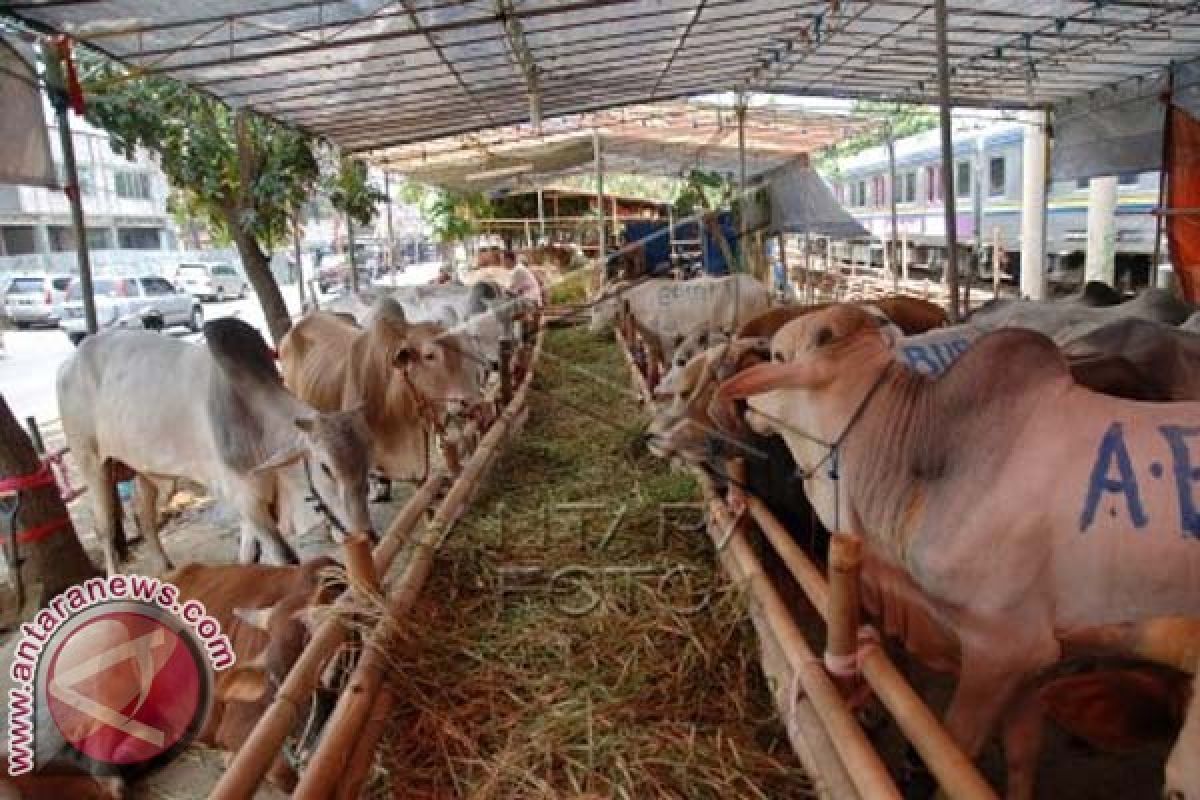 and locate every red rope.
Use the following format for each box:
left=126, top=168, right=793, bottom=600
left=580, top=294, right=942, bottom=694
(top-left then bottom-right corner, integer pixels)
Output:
left=4, top=516, right=70, bottom=545
left=0, top=463, right=56, bottom=494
